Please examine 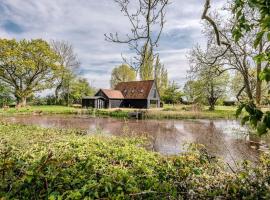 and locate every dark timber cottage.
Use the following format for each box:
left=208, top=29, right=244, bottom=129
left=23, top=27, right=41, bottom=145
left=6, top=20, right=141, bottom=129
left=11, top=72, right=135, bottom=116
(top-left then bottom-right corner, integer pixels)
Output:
left=82, top=80, right=160, bottom=109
